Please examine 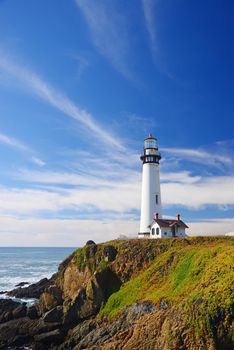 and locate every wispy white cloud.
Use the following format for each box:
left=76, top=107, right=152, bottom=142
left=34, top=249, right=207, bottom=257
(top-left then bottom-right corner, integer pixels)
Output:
left=141, top=0, right=158, bottom=58
left=141, top=0, right=174, bottom=79
left=75, top=0, right=133, bottom=80
left=31, top=156, right=46, bottom=167
left=0, top=54, right=125, bottom=151
left=162, top=146, right=233, bottom=166
left=71, top=54, right=90, bottom=79
left=16, top=169, right=121, bottom=187
left=0, top=131, right=45, bottom=166
left=161, top=171, right=201, bottom=184
left=0, top=132, right=29, bottom=152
